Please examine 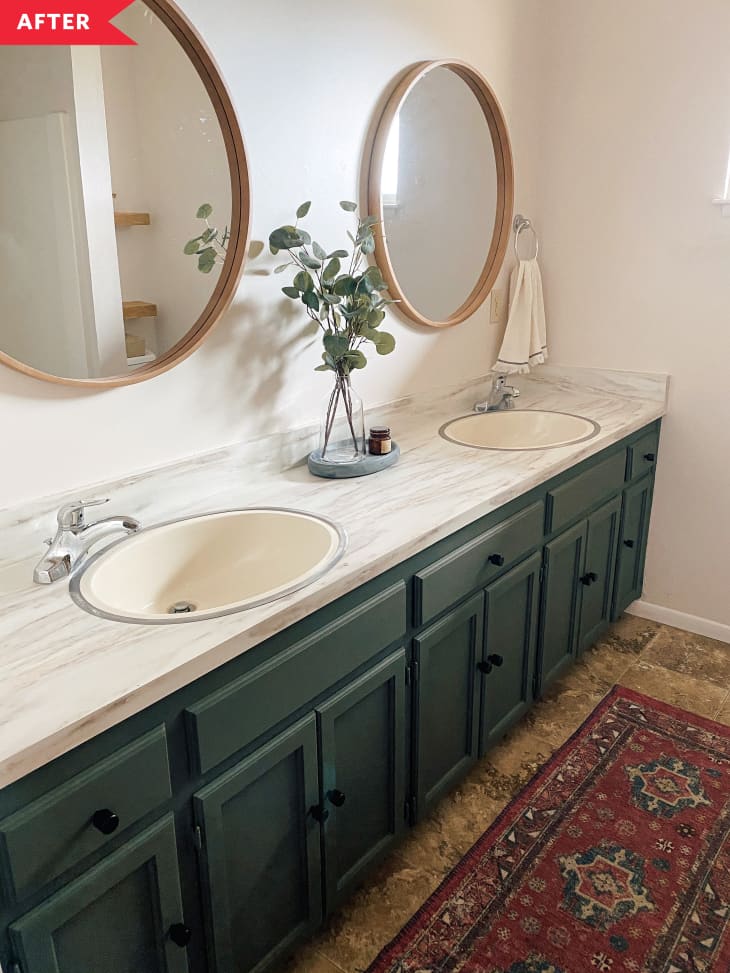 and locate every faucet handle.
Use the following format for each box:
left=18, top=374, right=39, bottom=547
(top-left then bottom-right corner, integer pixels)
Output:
left=57, top=498, right=110, bottom=530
